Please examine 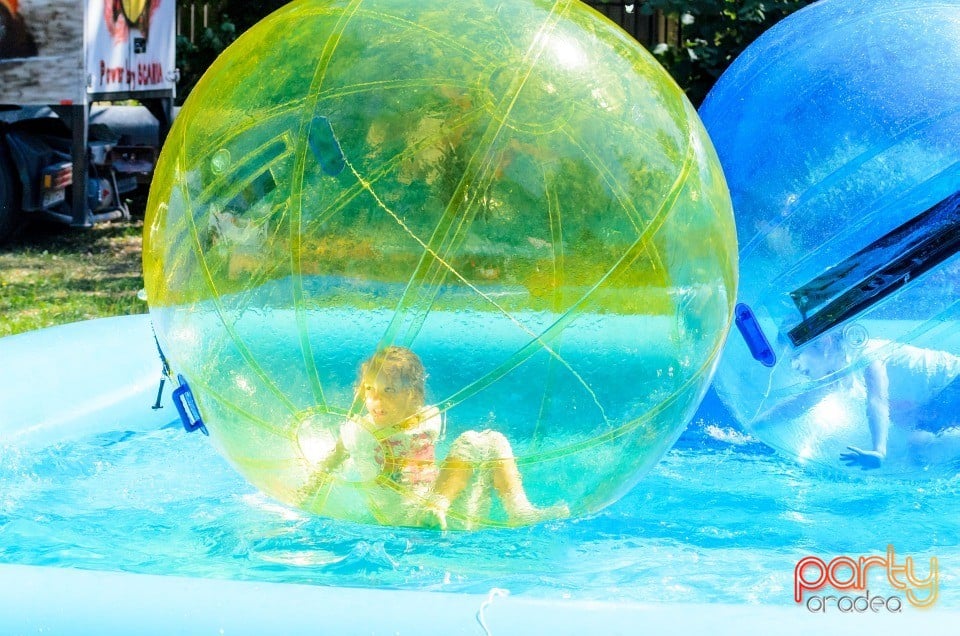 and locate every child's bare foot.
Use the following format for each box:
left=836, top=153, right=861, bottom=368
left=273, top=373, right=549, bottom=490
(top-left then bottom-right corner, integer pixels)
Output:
left=511, top=502, right=570, bottom=526
left=419, top=495, right=451, bottom=530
